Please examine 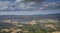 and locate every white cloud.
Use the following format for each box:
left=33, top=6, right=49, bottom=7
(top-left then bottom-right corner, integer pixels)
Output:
left=15, top=0, right=24, bottom=2
left=38, top=1, right=60, bottom=10
left=0, top=1, right=10, bottom=10
left=0, top=0, right=60, bottom=11
left=0, top=1, right=16, bottom=10
left=16, top=2, right=37, bottom=10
